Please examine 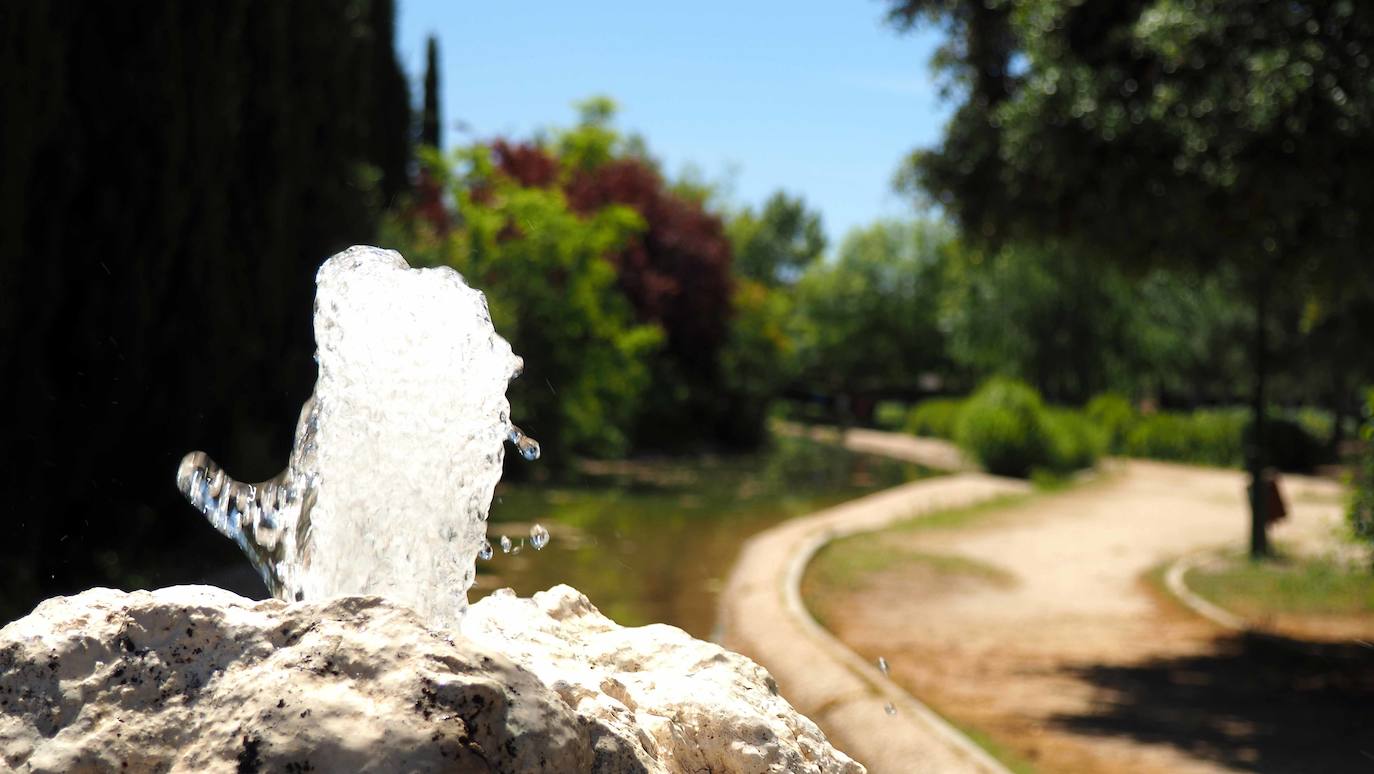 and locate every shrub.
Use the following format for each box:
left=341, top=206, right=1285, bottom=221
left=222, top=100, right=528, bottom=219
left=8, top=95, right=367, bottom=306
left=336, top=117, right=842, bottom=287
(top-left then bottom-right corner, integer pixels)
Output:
left=955, top=379, right=1054, bottom=478
left=1350, top=390, right=1374, bottom=567
left=1124, top=409, right=1246, bottom=467
left=874, top=400, right=909, bottom=431
left=905, top=398, right=967, bottom=440
left=1084, top=392, right=1136, bottom=453
left=1045, top=408, right=1107, bottom=473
